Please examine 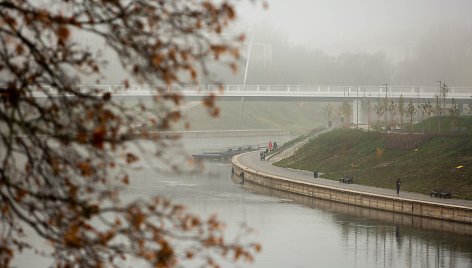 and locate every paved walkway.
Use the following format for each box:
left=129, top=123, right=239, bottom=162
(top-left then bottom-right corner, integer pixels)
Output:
left=238, top=151, right=472, bottom=208
left=266, top=128, right=331, bottom=163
